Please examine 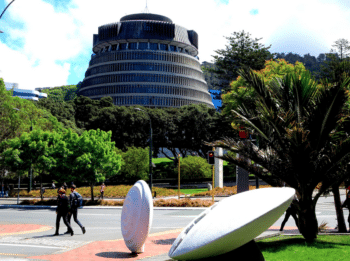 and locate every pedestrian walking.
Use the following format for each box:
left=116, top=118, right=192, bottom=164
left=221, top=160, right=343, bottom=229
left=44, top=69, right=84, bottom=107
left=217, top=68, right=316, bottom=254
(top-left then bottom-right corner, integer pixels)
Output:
left=51, top=181, right=56, bottom=190
left=342, top=191, right=350, bottom=232
left=99, top=183, right=106, bottom=200
left=66, top=185, right=86, bottom=235
left=63, top=182, right=68, bottom=191
left=33, top=181, right=36, bottom=190
left=57, top=186, right=63, bottom=194
left=280, top=197, right=299, bottom=231
left=41, top=187, right=46, bottom=198
left=54, top=188, right=74, bottom=236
